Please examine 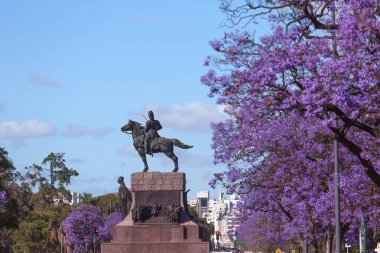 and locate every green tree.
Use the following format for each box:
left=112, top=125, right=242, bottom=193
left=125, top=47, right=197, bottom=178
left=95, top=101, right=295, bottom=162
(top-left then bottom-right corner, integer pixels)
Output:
left=13, top=152, right=80, bottom=253
left=78, top=192, right=120, bottom=215
left=78, top=192, right=96, bottom=204
left=93, top=193, right=119, bottom=215
left=25, top=152, right=78, bottom=204
left=188, top=205, right=214, bottom=240
left=12, top=213, right=51, bottom=253
left=0, top=148, right=19, bottom=187
left=0, top=147, right=32, bottom=252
